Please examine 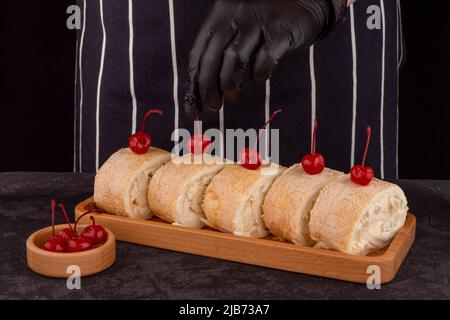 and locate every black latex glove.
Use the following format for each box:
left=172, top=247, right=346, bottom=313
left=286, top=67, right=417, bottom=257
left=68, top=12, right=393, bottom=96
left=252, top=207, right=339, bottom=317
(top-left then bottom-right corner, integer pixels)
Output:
left=184, top=0, right=347, bottom=117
